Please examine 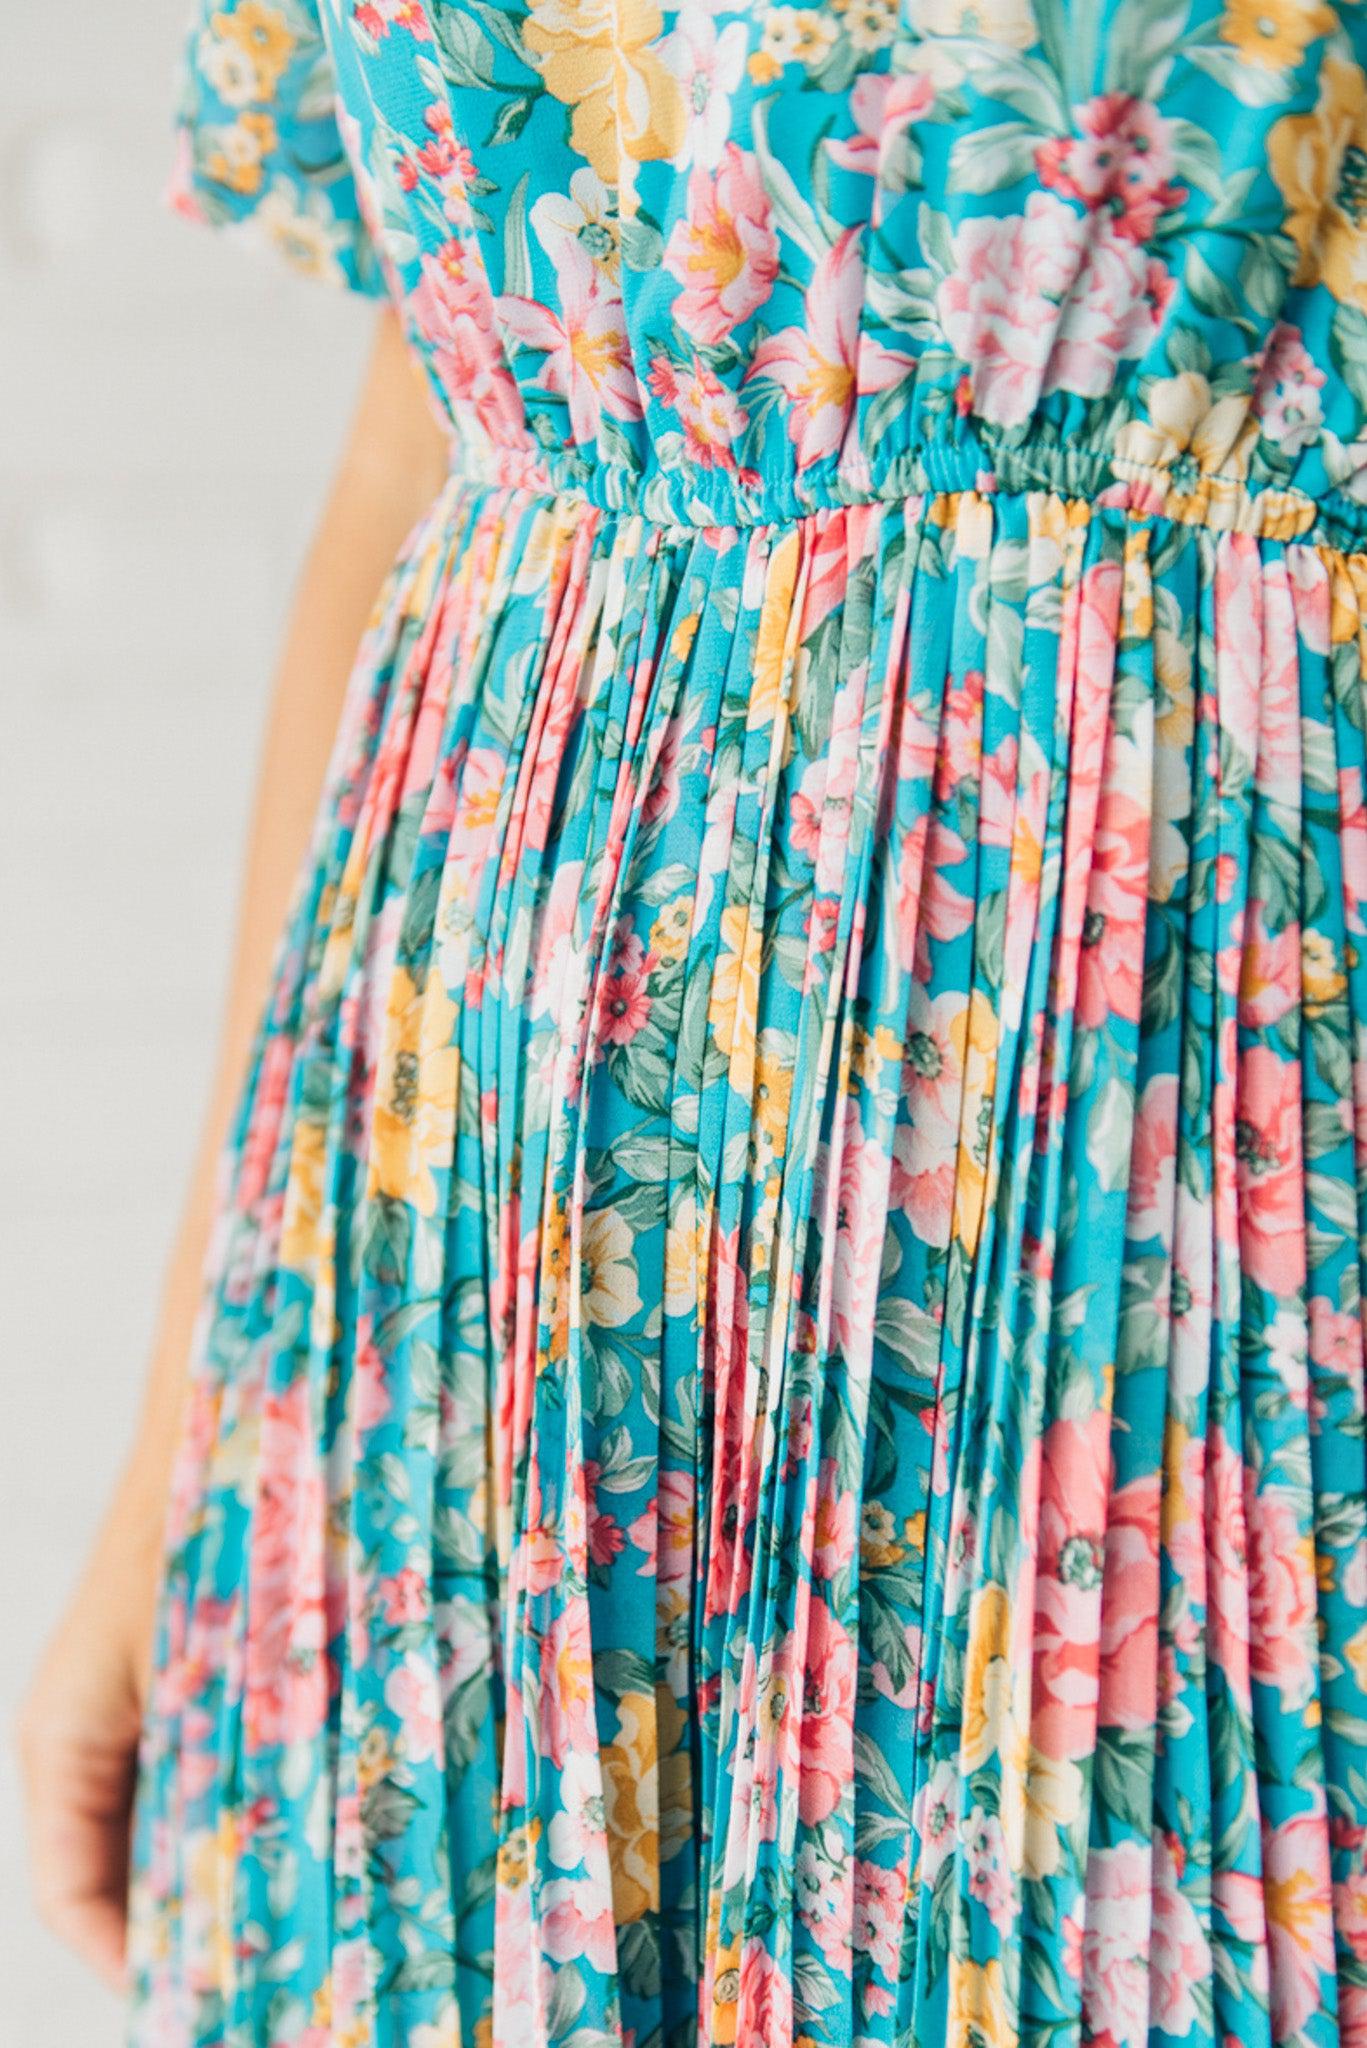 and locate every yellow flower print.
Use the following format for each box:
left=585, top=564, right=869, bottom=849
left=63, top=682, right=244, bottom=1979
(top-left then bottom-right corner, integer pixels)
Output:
left=753, top=1028, right=795, bottom=1156
left=581, top=1205, right=643, bottom=1326
left=960, top=1581, right=1013, bottom=1773
left=947, top=1956, right=1018, bottom=2048
left=709, top=902, right=762, bottom=1087
left=949, top=986, right=999, bottom=1255
left=1113, top=370, right=1258, bottom=482
left=1269, top=56, right=1367, bottom=310
left=599, top=1690, right=664, bottom=1923
left=1344, top=1620, right=1367, bottom=1689
left=212, top=1, right=297, bottom=98
left=357, top=1725, right=395, bottom=1792
left=187, top=1810, right=238, bottom=1996
left=1331, top=559, right=1365, bottom=645
left=1019, top=1744, right=1083, bottom=1881
left=845, top=0, right=899, bottom=52
left=911, top=0, right=1036, bottom=45
left=760, top=8, right=838, bottom=69
left=368, top=965, right=461, bottom=1217
left=664, top=1192, right=698, bottom=1319
left=649, top=896, right=693, bottom=964
left=522, top=0, right=685, bottom=190
left=1220, top=0, right=1335, bottom=73
left=750, top=529, right=801, bottom=732
left=279, top=1113, right=329, bottom=1272
left=497, top=1821, right=536, bottom=1889
left=853, top=1020, right=904, bottom=1086
left=861, top=1499, right=904, bottom=1568
left=253, top=186, right=350, bottom=284
left=1302, top=928, right=1347, bottom=1012
left=1122, top=527, right=1154, bottom=641
left=540, top=1194, right=573, bottom=1368
left=512, top=506, right=567, bottom=596
left=710, top=1930, right=743, bottom=2046
left=671, top=610, right=700, bottom=664
left=203, top=110, right=277, bottom=196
